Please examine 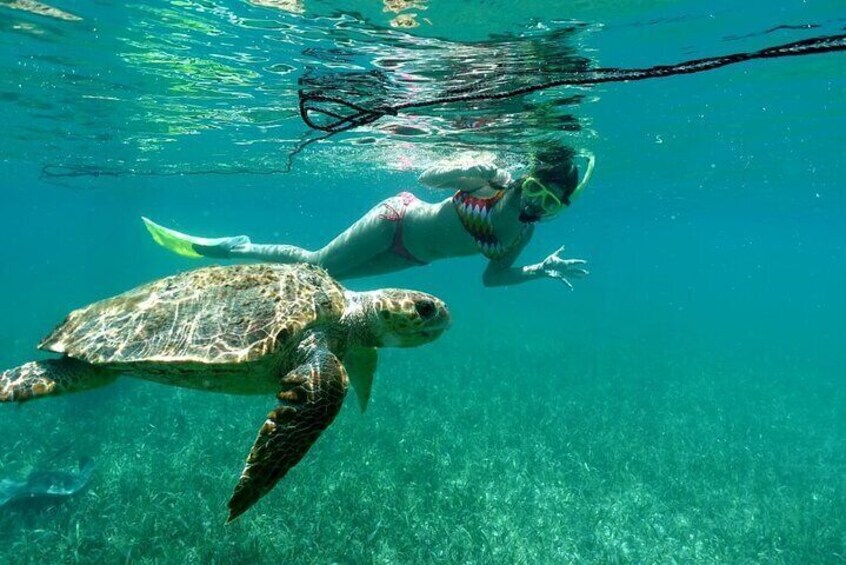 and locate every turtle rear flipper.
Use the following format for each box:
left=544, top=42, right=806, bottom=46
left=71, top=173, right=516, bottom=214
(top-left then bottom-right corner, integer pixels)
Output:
left=0, top=358, right=115, bottom=403
left=228, top=345, right=349, bottom=523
